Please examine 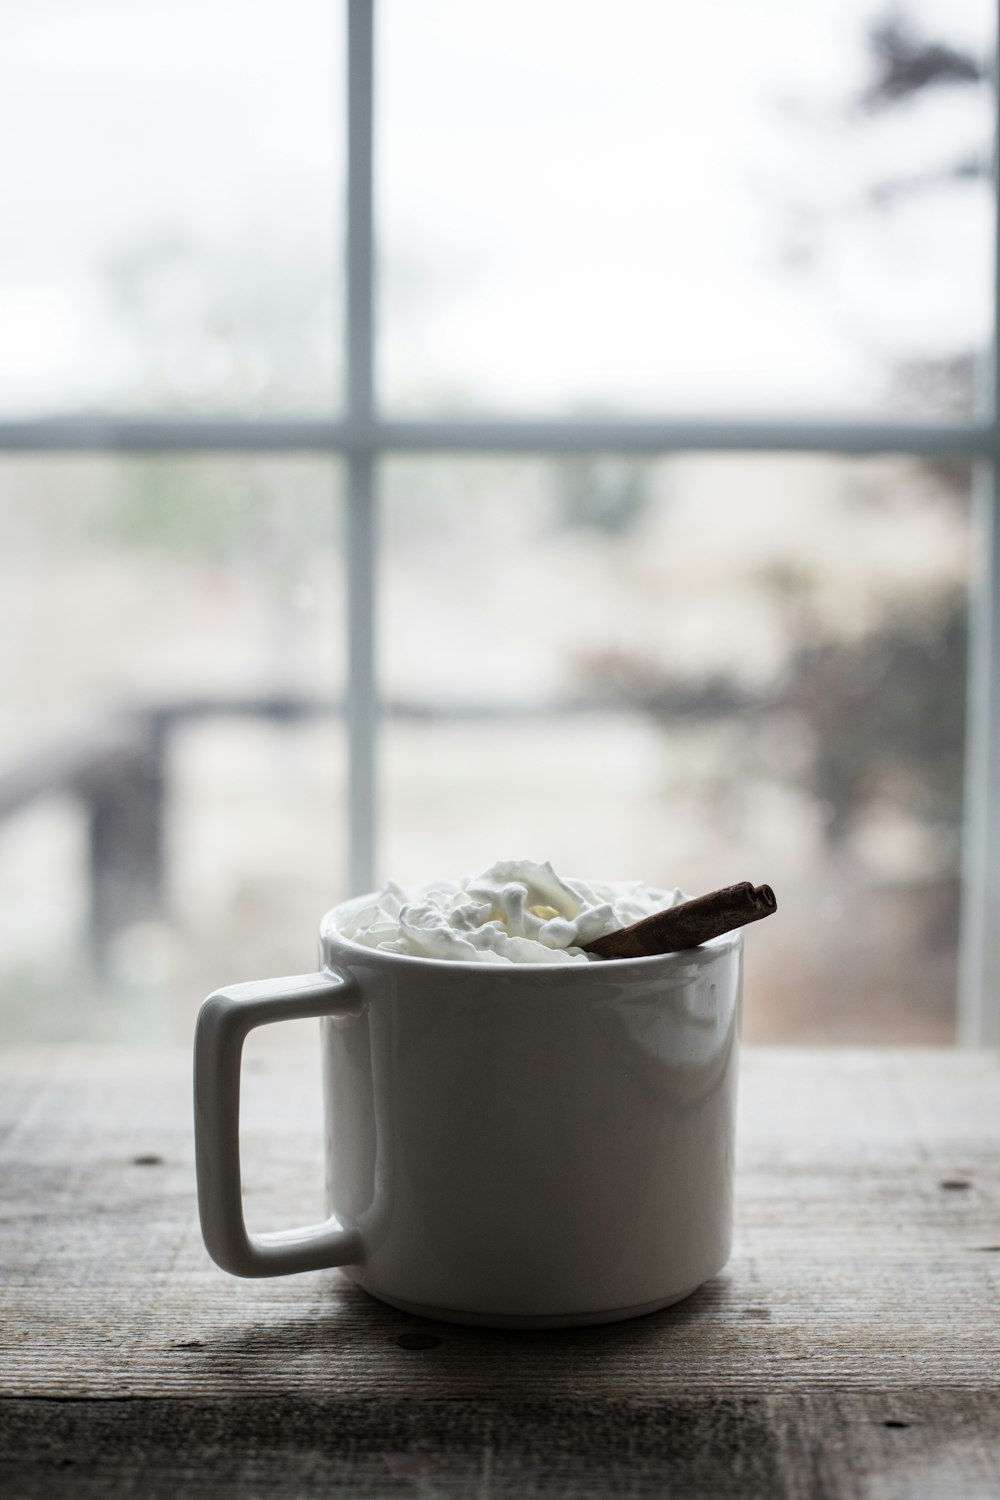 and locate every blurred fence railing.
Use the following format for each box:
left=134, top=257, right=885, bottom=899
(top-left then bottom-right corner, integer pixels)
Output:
left=0, top=686, right=762, bottom=970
